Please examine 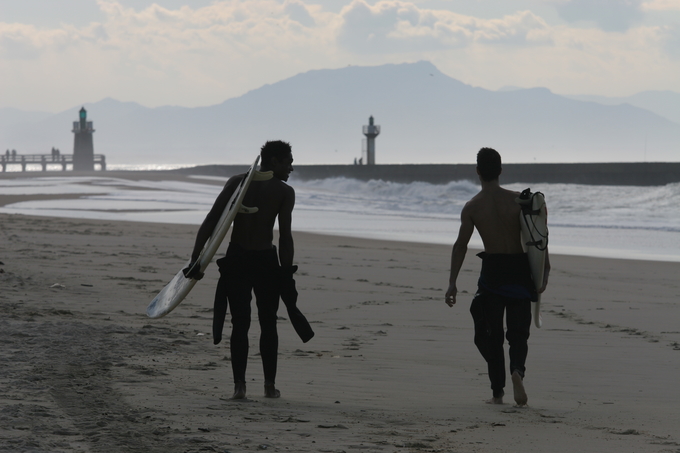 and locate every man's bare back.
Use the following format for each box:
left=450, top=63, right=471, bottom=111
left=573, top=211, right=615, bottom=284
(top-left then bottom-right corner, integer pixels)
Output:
left=445, top=178, right=527, bottom=308
left=463, top=184, right=524, bottom=255
left=229, top=175, right=294, bottom=250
